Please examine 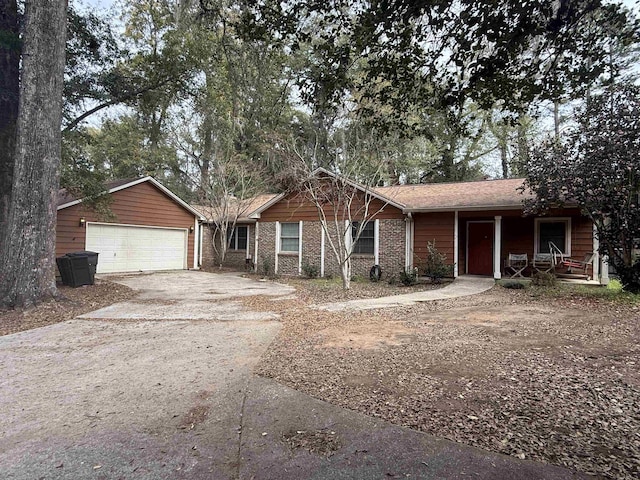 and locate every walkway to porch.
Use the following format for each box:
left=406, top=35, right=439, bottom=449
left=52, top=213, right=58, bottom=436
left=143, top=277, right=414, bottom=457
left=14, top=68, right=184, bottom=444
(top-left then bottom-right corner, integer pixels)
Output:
left=315, top=275, right=495, bottom=312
